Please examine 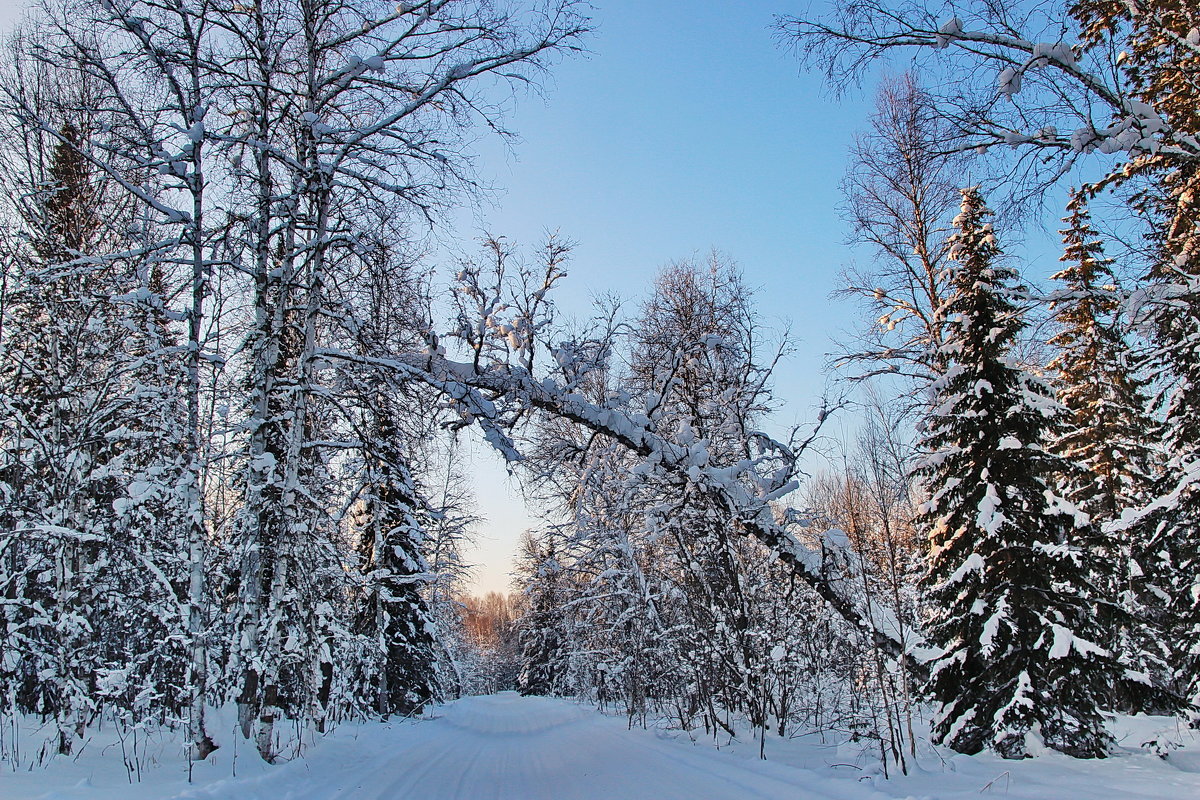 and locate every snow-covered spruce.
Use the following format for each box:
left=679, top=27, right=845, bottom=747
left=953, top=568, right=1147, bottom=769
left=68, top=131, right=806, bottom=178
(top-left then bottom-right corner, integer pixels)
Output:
left=348, top=396, right=441, bottom=717
left=1046, top=190, right=1169, bottom=711
left=1048, top=191, right=1160, bottom=524
left=916, top=187, right=1119, bottom=759
left=1120, top=206, right=1200, bottom=710
left=515, top=529, right=570, bottom=697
